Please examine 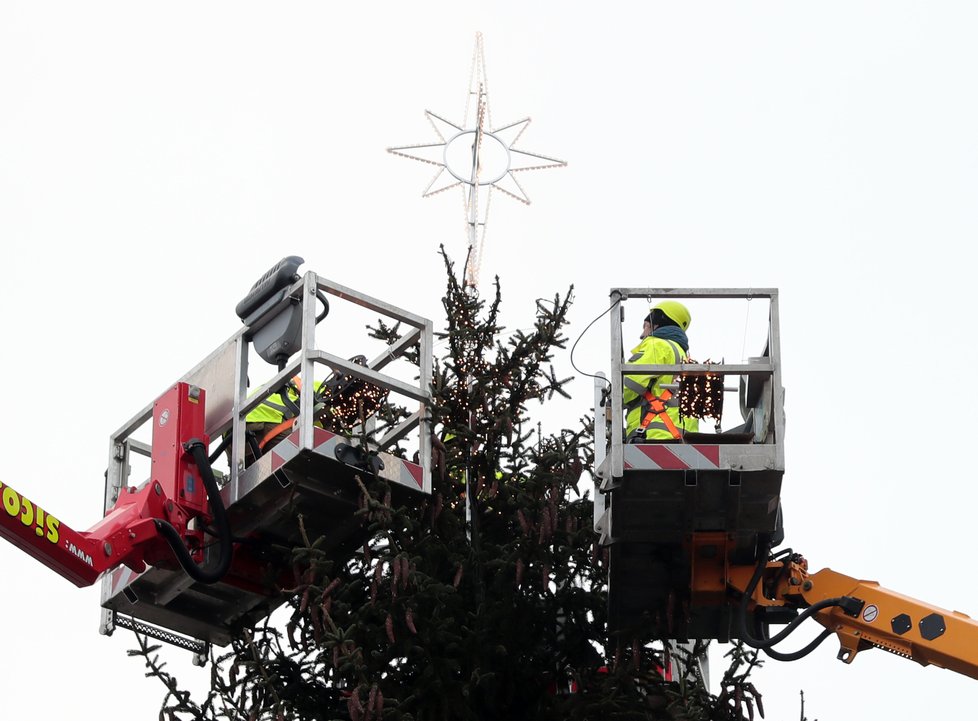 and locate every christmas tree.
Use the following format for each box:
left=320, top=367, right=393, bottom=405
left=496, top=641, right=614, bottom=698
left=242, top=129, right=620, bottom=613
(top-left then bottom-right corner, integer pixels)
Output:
left=135, top=250, right=765, bottom=721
